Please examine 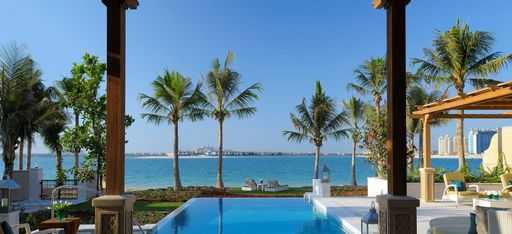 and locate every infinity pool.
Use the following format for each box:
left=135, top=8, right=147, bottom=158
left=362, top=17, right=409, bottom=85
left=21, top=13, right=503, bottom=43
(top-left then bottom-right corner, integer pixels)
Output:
left=152, top=198, right=347, bottom=234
